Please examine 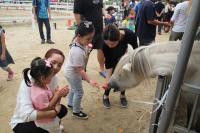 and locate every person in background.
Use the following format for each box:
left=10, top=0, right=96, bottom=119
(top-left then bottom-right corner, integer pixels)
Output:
left=0, top=25, right=14, bottom=81
left=134, top=0, right=140, bottom=5
left=134, top=0, right=143, bottom=18
left=122, top=0, right=131, bottom=20
left=130, top=0, right=135, bottom=9
left=155, top=0, right=165, bottom=35
left=163, top=0, right=177, bottom=33
left=104, top=6, right=116, bottom=26
left=169, top=0, right=191, bottom=41
left=73, top=0, right=106, bottom=78
left=32, top=0, right=55, bottom=44
left=135, top=0, right=170, bottom=46
left=122, top=7, right=136, bottom=32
